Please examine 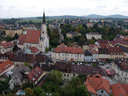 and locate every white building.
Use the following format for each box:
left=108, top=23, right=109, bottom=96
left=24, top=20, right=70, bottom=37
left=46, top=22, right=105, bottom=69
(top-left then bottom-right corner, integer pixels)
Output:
left=86, top=32, right=102, bottom=40
left=112, top=58, right=128, bottom=84
left=52, top=43, right=84, bottom=62
left=0, top=42, right=14, bottom=54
